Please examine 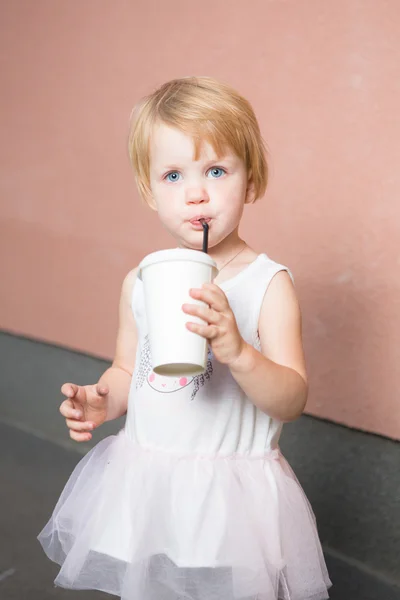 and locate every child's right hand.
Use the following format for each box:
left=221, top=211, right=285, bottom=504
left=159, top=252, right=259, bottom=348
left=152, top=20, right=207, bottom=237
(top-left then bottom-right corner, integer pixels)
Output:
left=60, top=383, right=109, bottom=442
